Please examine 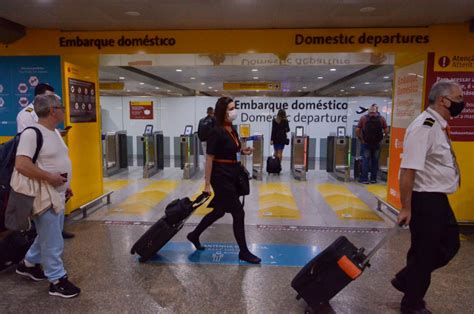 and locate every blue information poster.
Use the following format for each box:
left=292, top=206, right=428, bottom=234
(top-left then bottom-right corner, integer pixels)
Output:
left=0, top=56, right=62, bottom=136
